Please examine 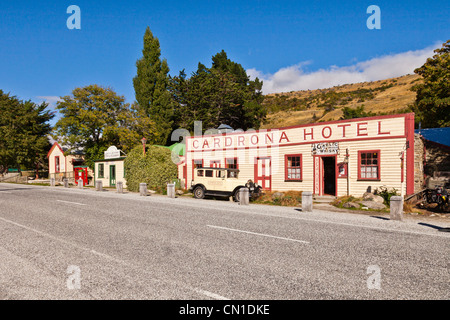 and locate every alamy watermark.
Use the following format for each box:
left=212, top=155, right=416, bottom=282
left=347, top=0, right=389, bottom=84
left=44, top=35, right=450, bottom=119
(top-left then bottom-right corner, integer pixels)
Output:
left=67, top=5, right=81, bottom=30
left=367, top=265, right=381, bottom=290
left=66, top=265, right=81, bottom=290
left=367, top=5, right=381, bottom=30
